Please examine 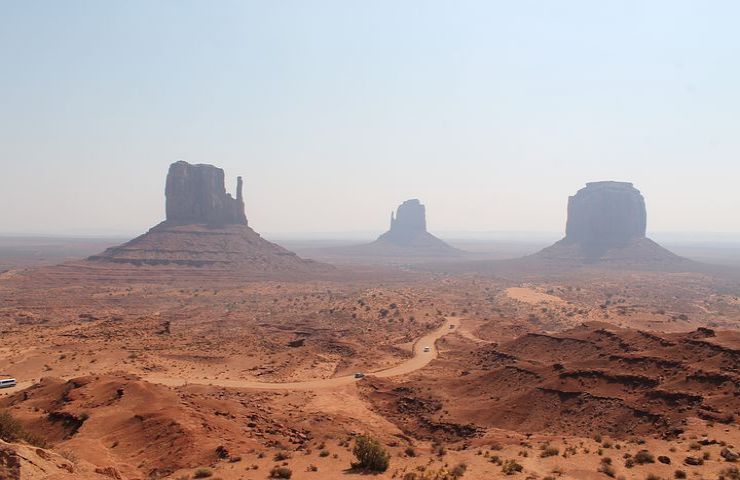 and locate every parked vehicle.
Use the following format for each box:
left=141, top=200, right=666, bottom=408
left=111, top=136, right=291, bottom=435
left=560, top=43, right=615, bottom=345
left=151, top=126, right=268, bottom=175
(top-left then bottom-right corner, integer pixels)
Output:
left=423, top=346, right=431, bottom=352
left=0, top=378, right=17, bottom=389
left=354, top=372, right=365, bottom=379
